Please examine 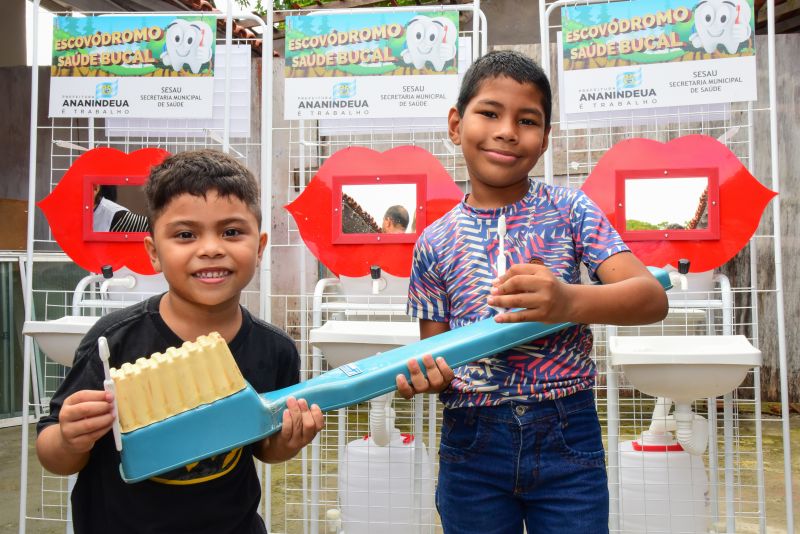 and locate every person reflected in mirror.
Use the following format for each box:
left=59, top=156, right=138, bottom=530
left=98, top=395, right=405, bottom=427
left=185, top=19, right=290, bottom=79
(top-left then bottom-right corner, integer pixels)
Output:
left=93, top=184, right=150, bottom=233
left=381, top=204, right=409, bottom=234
